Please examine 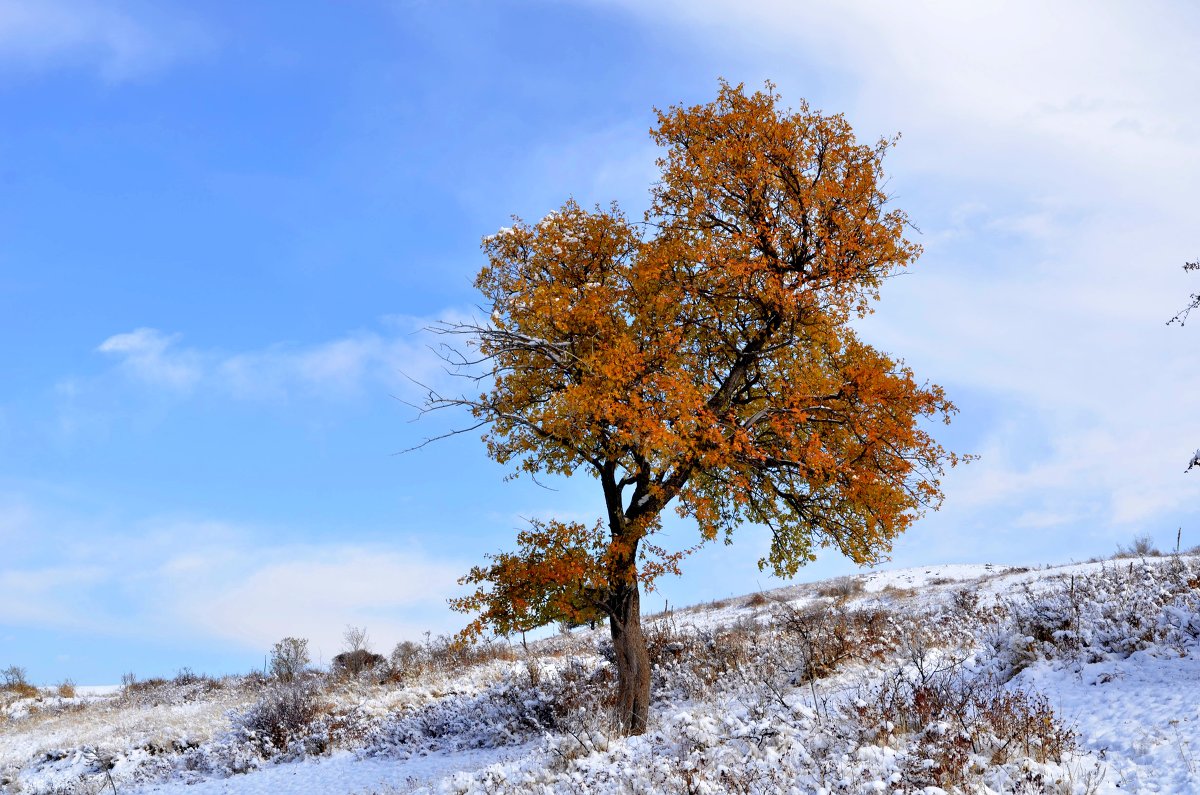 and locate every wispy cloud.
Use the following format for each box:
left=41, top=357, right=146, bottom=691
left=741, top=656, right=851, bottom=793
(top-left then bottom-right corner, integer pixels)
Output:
left=97, top=328, right=203, bottom=390
left=0, top=0, right=209, bottom=82
left=0, top=564, right=111, bottom=627
left=174, top=546, right=463, bottom=659
left=94, top=316, right=464, bottom=404
left=0, top=504, right=467, bottom=659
